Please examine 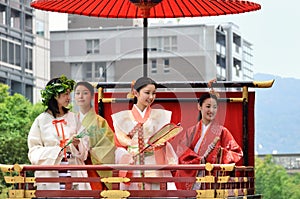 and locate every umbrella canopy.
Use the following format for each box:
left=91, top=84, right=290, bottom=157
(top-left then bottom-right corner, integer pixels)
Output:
left=31, top=0, right=260, bottom=18
left=31, top=0, right=261, bottom=76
